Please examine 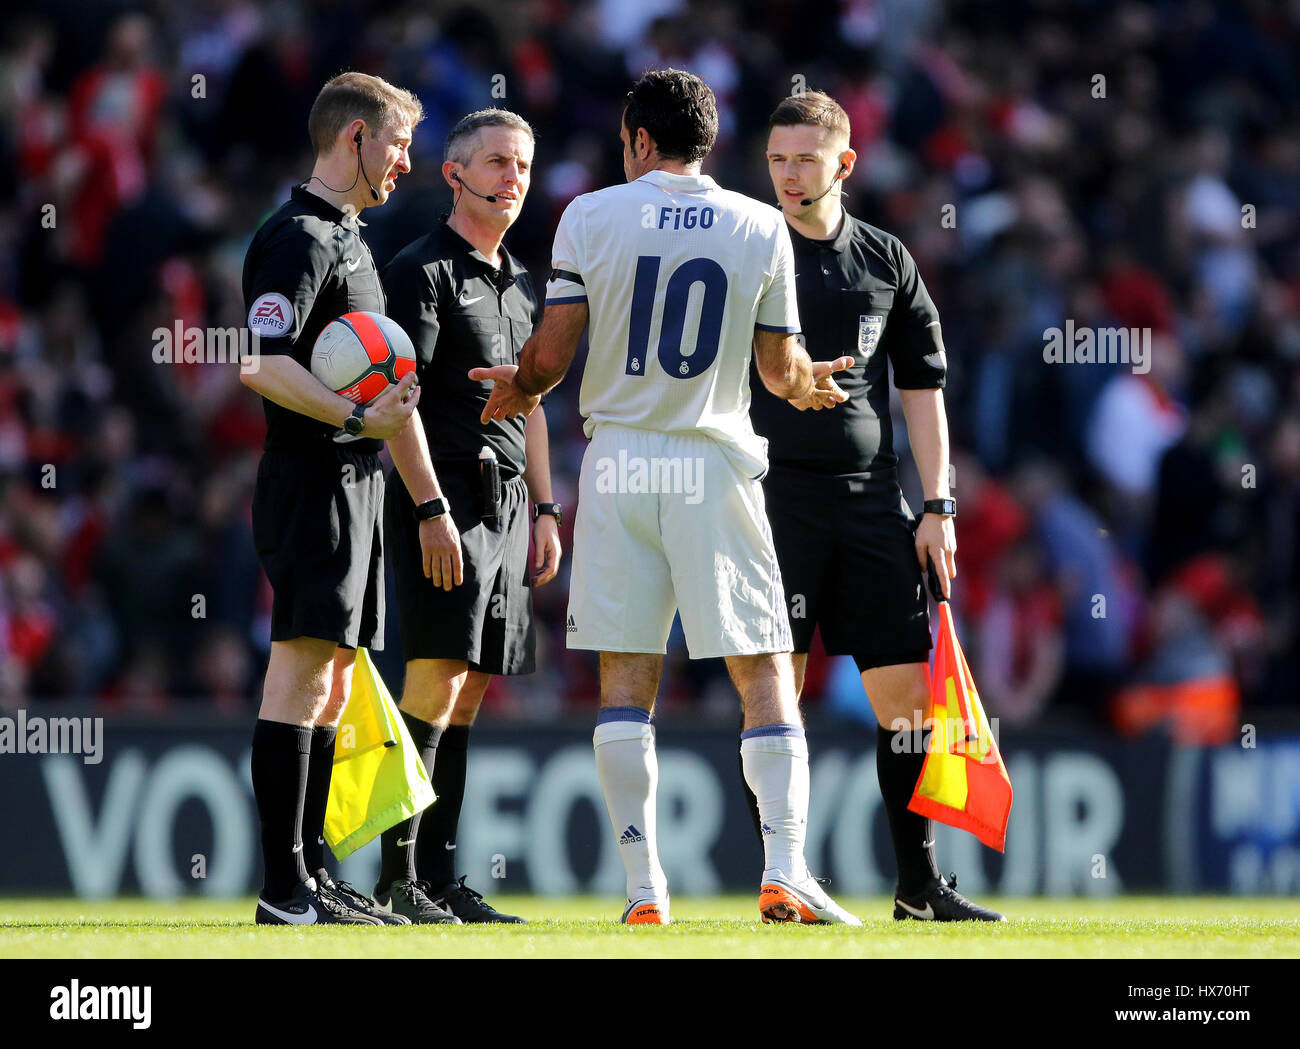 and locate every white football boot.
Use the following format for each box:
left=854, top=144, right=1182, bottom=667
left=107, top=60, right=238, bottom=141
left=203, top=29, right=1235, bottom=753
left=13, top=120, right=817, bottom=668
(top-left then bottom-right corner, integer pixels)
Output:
left=759, top=868, right=862, bottom=926
left=620, top=892, right=671, bottom=925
